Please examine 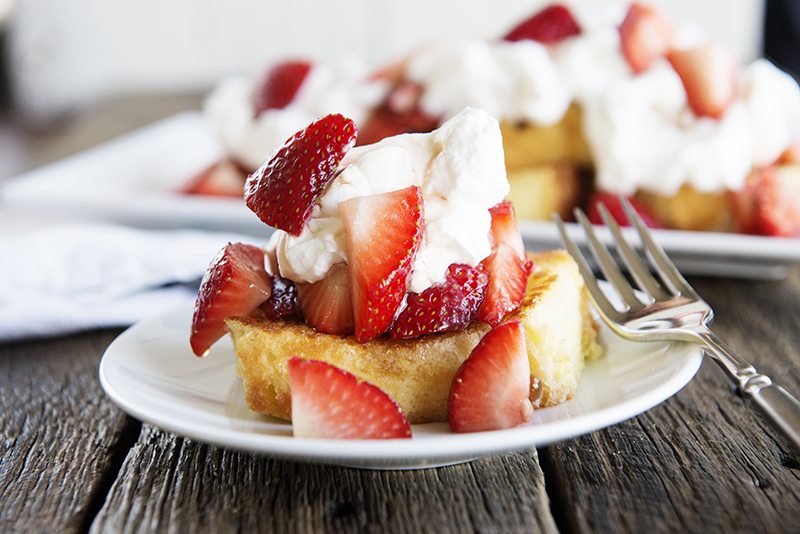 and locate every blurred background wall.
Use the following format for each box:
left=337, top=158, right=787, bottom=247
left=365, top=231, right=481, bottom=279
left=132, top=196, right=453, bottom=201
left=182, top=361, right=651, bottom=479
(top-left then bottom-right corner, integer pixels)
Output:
left=4, top=0, right=767, bottom=122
